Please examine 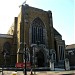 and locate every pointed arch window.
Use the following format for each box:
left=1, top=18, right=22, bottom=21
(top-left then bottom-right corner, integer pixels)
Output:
left=58, top=45, right=64, bottom=60
left=31, top=17, right=45, bottom=44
